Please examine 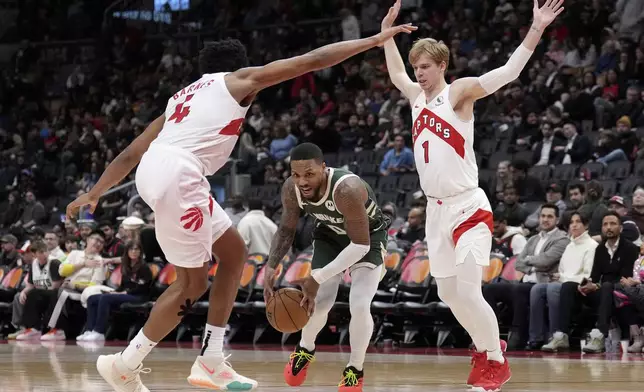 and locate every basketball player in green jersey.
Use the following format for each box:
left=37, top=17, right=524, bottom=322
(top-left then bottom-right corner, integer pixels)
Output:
left=263, top=142, right=390, bottom=392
